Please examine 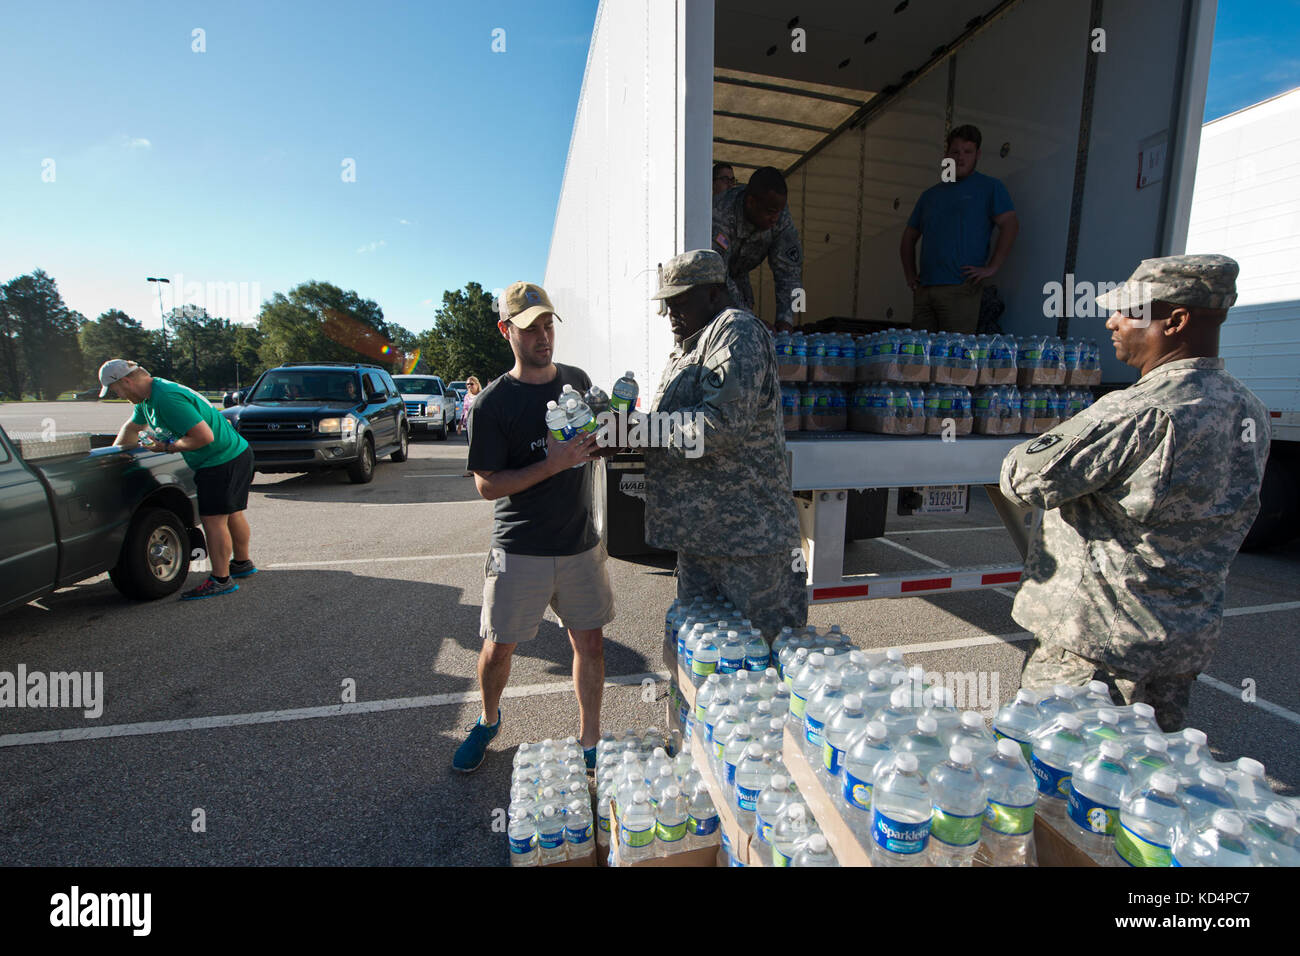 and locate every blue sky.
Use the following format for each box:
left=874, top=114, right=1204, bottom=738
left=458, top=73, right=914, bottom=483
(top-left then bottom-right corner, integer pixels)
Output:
left=1, top=0, right=1296, bottom=335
